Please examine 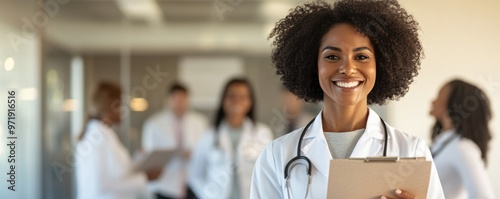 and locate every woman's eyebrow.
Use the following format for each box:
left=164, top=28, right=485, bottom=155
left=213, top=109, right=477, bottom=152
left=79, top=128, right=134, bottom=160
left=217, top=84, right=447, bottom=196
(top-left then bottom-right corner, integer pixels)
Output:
left=322, top=46, right=342, bottom=52
left=322, top=46, right=373, bottom=53
left=353, top=47, right=373, bottom=53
